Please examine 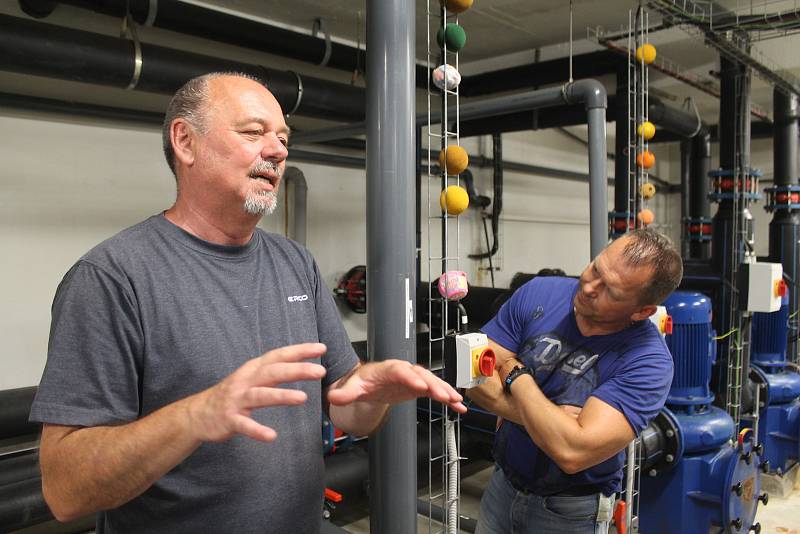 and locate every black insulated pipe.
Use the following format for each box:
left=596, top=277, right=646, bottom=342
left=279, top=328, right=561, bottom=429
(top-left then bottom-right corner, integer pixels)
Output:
left=0, top=387, right=40, bottom=440
left=680, top=139, right=692, bottom=258
left=469, top=134, right=502, bottom=260
left=18, top=0, right=431, bottom=87
left=0, top=14, right=365, bottom=122
left=770, top=87, right=800, bottom=360
left=690, top=130, right=712, bottom=260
